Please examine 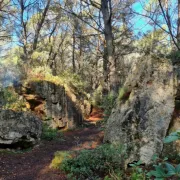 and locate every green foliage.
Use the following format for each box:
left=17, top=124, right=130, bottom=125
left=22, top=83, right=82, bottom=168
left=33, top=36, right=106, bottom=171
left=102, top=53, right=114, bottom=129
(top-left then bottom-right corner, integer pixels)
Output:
left=164, top=130, right=180, bottom=144
left=147, top=162, right=180, bottom=179
left=41, top=124, right=59, bottom=141
left=50, top=151, right=72, bottom=169
left=100, top=93, right=116, bottom=121
left=91, top=85, right=103, bottom=107
left=147, top=131, right=180, bottom=179
left=0, top=147, right=32, bottom=155
left=60, top=70, right=87, bottom=96
left=28, top=67, right=88, bottom=97
left=137, top=29, right=171, bottom=56
left=104, top=170, right=122, bottom=180
left=168, top=50, right=180, bottom=63
left=60, top=144, right=124, bottom=180
left=129, top=161, right=146, bottom=180
left=1, top=87, right=27, bottom=111
left=118, top=86, right=130, bottom=102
